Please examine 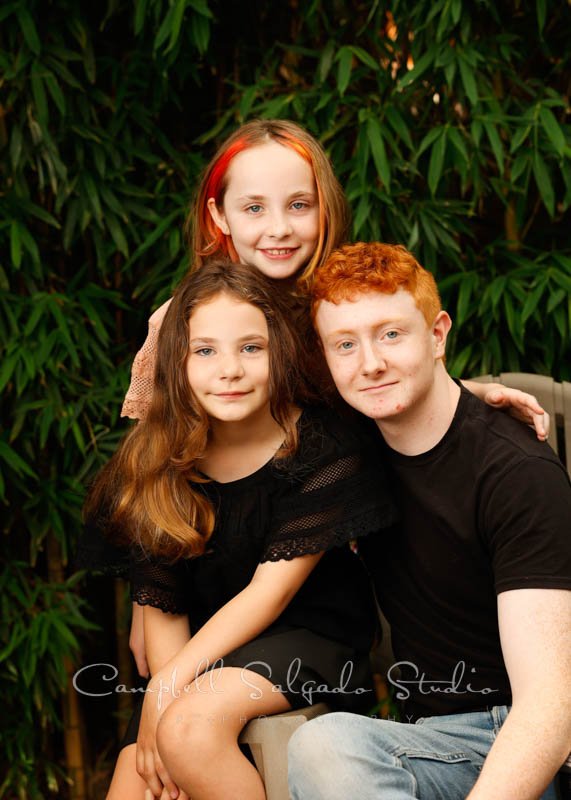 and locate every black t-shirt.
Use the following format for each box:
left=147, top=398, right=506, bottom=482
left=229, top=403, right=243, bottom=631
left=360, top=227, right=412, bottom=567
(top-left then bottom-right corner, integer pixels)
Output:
left=130, top=405, right=398, bottom=653
left=362, top=386, right=571, bottom=719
